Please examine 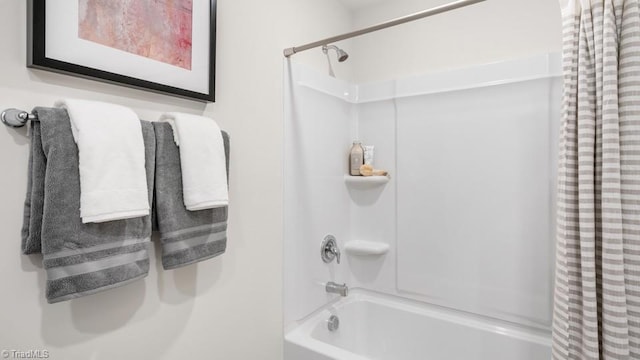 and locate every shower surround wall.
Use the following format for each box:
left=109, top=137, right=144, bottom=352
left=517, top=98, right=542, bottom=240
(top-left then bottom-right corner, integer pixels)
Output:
left=284, top=53, right=561, bottom=333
